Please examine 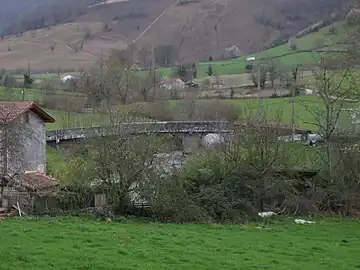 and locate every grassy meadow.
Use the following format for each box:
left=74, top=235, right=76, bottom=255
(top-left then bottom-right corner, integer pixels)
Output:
left=42, top=95, right=355, bottom=131
left=0, top=217, right=359, bottom=269
left=0, top=86, right=85, bottom=103
left=165, top=95, right=353, bottom=130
